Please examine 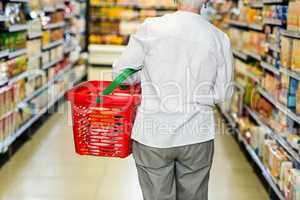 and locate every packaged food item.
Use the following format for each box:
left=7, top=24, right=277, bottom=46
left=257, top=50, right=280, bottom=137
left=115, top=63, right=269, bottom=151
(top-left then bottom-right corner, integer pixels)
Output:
left=296, top=84, right=300, bottom=115
left=292, top=39, right=300, bottom=73
left=28, top=19, right=42, bottom=36
left=249, top=126, right=267, bottom=156
left=281, top=36, right=293, bottom=68
left=27, top=39, right=42, bottom=57
left=280, top=161, right=293, bottom=191
left=263, top=5, right=288, bottom=23
left=0, top=60, right=8, bottom=83
left=278, top=75, right=291, bottom=107
left=28, top=0, right=41, bottom=12
left=262, top=73, right=279, bottom=98
left=7, top=55, right=28, bottom=78
left=3, top=3, right=27, bottom=28
left=287, top=1, right=300, bottom=31
left=15, top=79, right=26, bottom=103
left=287, top=134, right=300, bottom=151
left=0, top=32, right=27, bottom=52
left=42, top=30, right=50, bottom=46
